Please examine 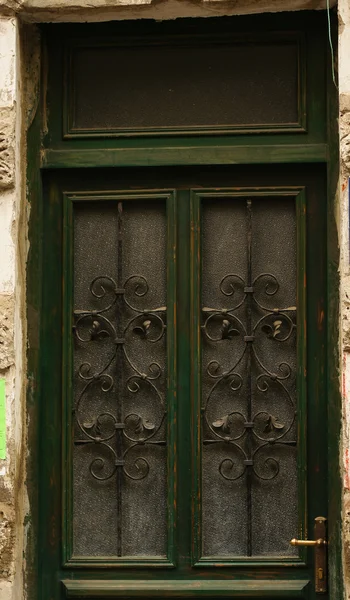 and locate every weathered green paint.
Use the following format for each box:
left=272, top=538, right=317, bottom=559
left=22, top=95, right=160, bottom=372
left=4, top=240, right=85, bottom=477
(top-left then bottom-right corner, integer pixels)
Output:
left=37, top=164, right=329, bottom=599
left=37, top=165, right=328, bottom=600
left=42, top=11, right=327, bottom=154
left=23, top=10, right=340, bottom=600
left=190, top=191, right=201, bottom=569
left=62, top=578, right=310, bottom=597
left=296, top=188, right=308, bottom=565
left=42, top=144, right=328, bottom=169
left=40, top=176, right=63, bottom=600
left=62, top=190, right=74, bottom=569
